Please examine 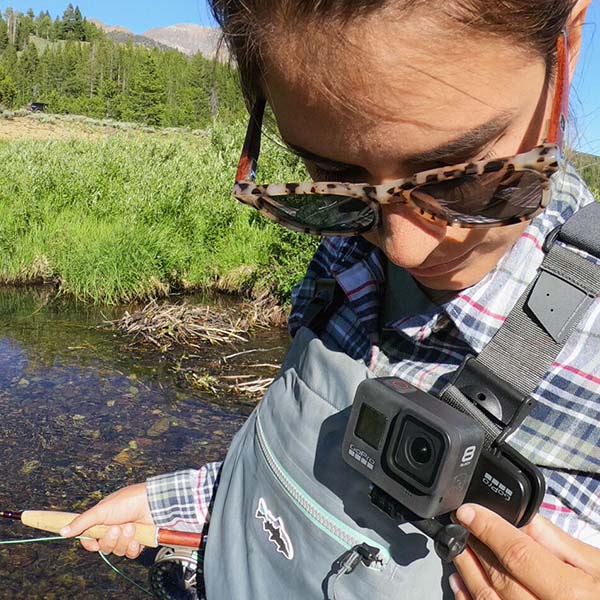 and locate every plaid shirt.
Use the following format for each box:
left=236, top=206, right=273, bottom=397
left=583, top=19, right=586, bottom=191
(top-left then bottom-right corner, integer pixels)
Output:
left=148, top=166, right=600, bottom=544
